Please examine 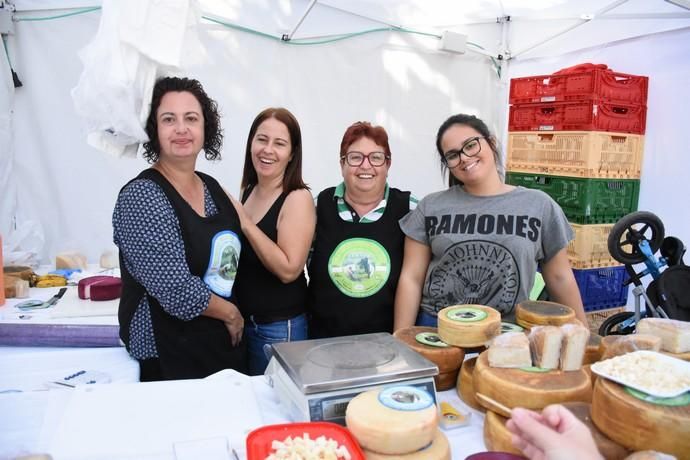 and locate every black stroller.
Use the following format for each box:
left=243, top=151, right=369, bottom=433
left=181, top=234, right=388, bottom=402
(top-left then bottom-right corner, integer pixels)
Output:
left=599, top=211, right=690, bottom=336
